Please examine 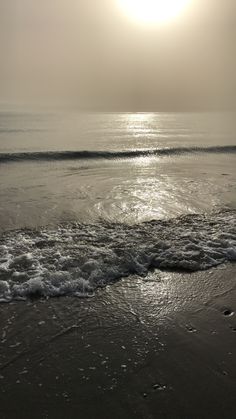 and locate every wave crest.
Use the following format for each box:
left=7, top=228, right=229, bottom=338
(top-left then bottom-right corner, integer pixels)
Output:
left=0, top=146, right=236, bottom=163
